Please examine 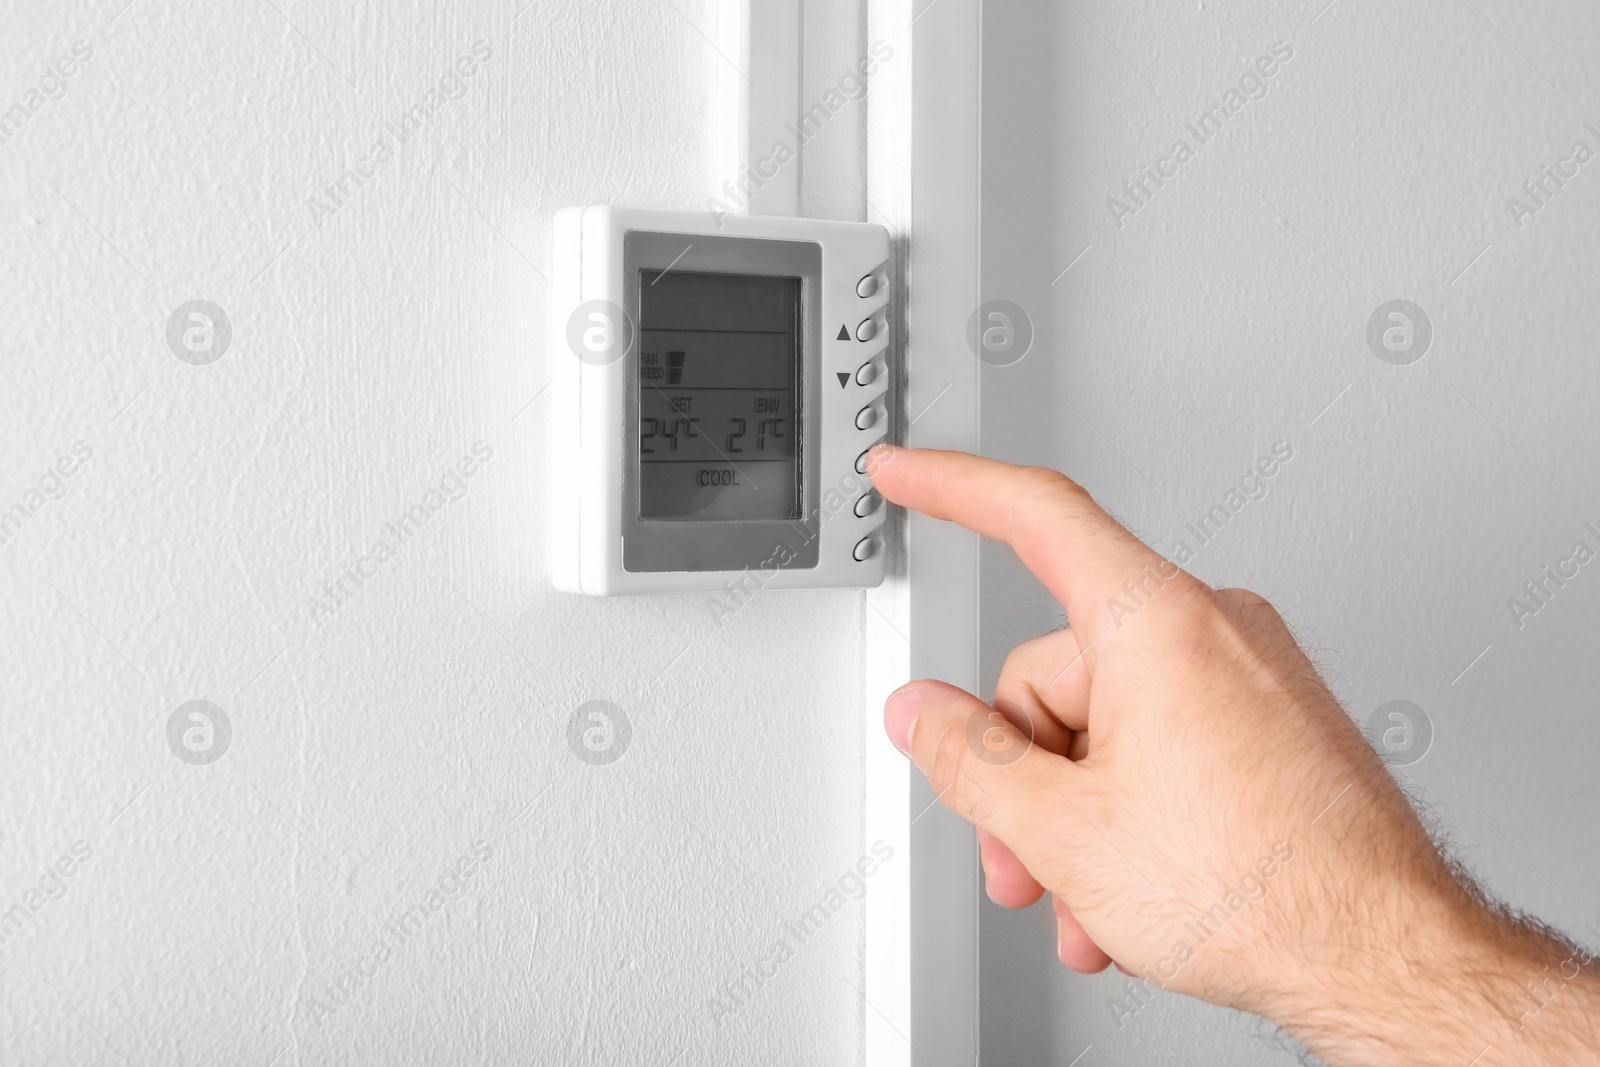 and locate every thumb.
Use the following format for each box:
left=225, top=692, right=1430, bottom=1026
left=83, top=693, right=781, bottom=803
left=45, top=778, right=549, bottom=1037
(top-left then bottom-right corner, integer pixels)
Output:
left=885, top=680, right=1072, bottom=850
